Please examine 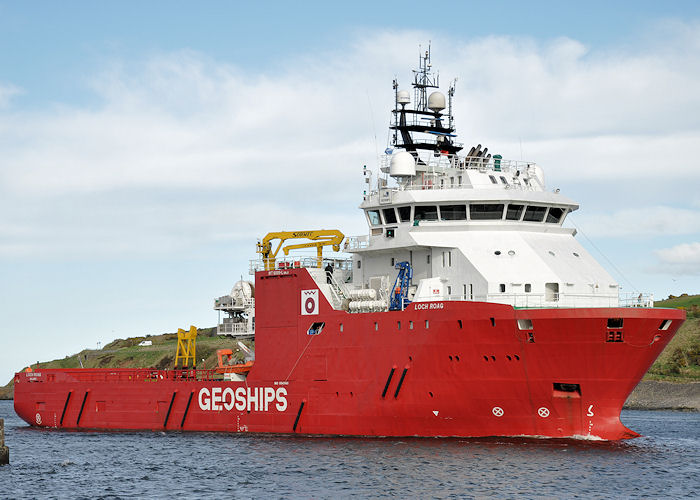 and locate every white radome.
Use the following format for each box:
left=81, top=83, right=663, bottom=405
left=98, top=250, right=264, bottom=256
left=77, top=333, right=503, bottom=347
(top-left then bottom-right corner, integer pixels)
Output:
left=397, top=90, right=410, bottom=104
left=428, top=91, right=446, bottom=111
left=389, top=151, right=416, bottom=177
left=230, top=280, right=255, bottom=300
